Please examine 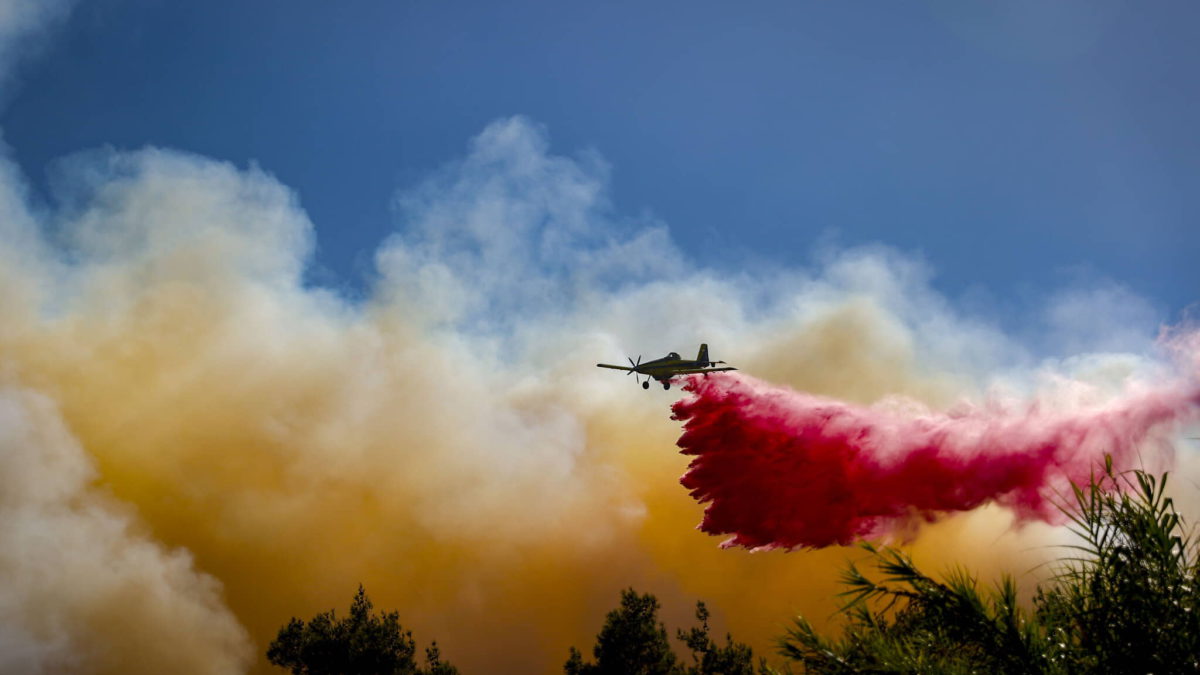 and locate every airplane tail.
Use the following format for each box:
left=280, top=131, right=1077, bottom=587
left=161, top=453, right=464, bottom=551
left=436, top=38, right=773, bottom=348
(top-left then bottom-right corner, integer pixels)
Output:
left=696, top=343, right=709, bottom=364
